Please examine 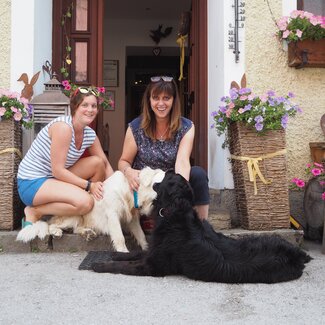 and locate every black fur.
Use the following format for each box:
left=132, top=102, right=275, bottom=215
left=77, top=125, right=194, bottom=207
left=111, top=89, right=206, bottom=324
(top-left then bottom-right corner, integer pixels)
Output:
left=92, top=172, right=311, bottom=283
